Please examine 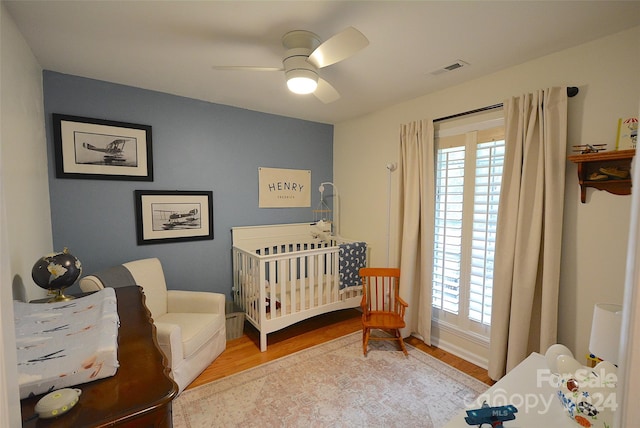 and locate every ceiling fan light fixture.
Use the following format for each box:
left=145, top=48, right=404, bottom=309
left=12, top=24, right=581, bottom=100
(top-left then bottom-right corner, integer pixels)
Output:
left=215, top=27, right=368, bottom=103
left=286, top=69, right=318, bottom=94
